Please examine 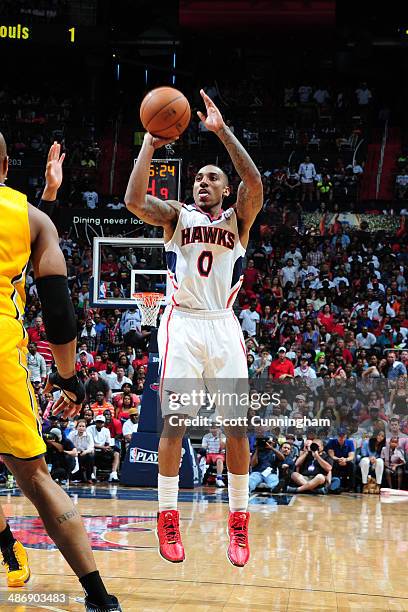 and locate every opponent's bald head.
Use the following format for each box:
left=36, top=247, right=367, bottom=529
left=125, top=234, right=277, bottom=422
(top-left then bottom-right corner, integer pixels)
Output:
left=0, top=133, right=7, bottom=163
